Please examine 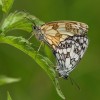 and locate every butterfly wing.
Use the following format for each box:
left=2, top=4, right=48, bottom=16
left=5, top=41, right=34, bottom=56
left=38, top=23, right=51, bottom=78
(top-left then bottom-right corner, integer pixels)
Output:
left=41, top=21, right=88, bottom=49
left=41, top=21, right=89, bottom=78
left=54, top=34, right=89, bottom=78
